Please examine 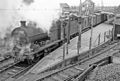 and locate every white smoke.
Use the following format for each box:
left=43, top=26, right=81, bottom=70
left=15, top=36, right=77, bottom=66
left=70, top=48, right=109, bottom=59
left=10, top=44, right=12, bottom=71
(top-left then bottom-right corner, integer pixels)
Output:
left=0, top=0, right=22, bottom=38
left=0, top=0, right=62, bottom=38
left=17, top=0, right=61, bottom=31
left=0, top=0, right=81, bottom=38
